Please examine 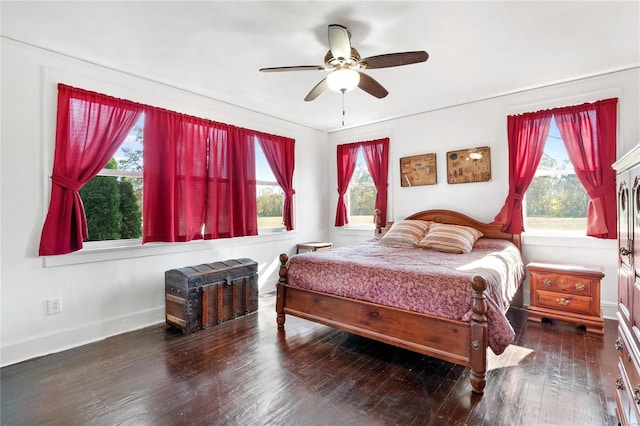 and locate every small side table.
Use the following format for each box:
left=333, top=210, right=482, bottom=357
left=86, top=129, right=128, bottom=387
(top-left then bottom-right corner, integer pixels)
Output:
left=296, top=242, right=332, bottom=254
left=527, top=261, right=604, bottom=334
